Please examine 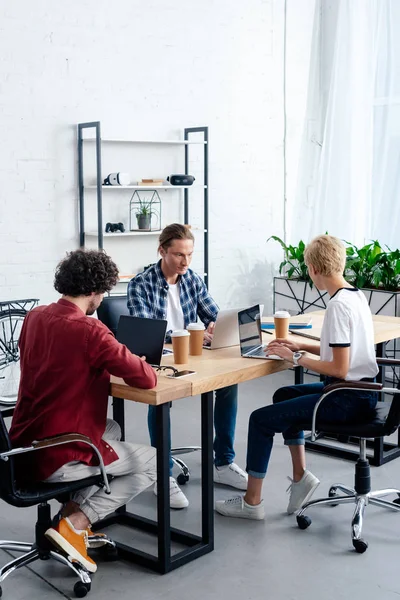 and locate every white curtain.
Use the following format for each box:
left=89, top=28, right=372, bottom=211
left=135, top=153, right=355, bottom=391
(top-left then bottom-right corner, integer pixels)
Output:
left=290, top=0, right=400, bottom=249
